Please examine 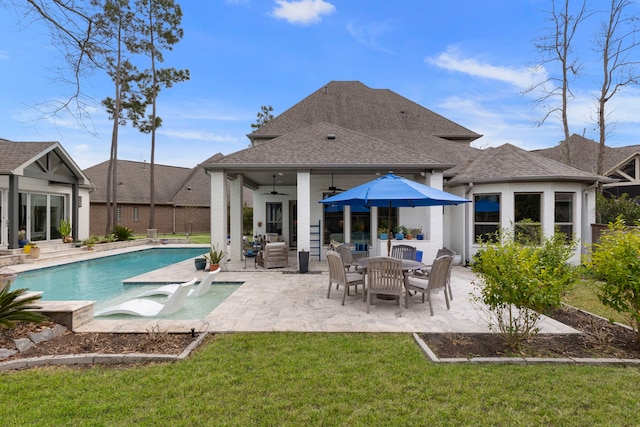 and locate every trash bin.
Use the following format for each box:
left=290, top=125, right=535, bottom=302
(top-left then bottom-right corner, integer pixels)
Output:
left=298, top=250, right=309, bottom=273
